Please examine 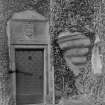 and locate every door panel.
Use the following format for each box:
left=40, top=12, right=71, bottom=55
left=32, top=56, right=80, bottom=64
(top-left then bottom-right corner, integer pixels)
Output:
left=15, top=49, right=44, bottom=105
